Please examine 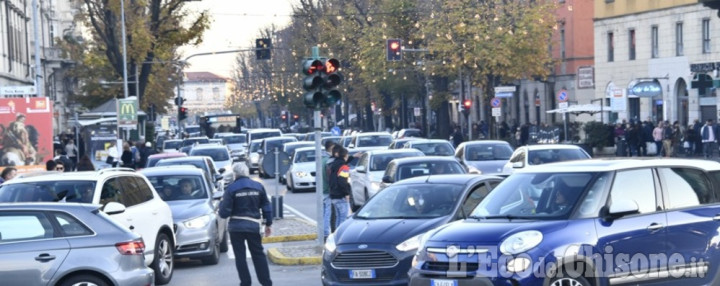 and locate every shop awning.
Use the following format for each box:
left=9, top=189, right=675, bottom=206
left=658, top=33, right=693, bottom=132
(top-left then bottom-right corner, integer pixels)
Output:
left=546, top=104, right=612, bottom=115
